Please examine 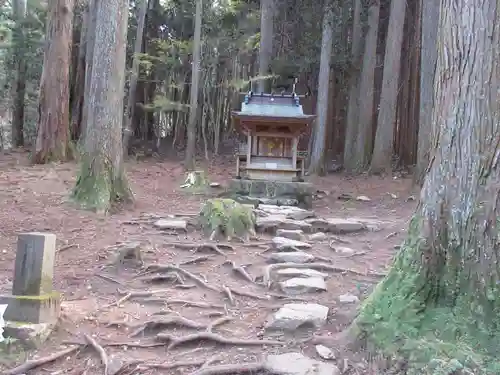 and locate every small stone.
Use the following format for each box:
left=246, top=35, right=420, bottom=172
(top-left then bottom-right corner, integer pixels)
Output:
left=339, top=293, right=359, bottom=303
left=265, top=352, right=340, bottom=375
left=209, top=182, right=221, bottom=187
left=316, top=344, right=335, bottom=360
left=332, top=246, right=356, bottom=255
left=286, top=210, right=315, bottom=220
left=326, top=218, right=367, bottom=234
left=153, top=219, right=187, bottom=231
left=356, top=195, right=371, bottom=201
left=272, top=236, right=311, bottom=250
left=309, top=232, right=327, bottom=241
left=269, top=252, right=314, bottom=263
left=280, top=277, right=327, bottom=295
left=276, top=268, right=328, bottom=279
left=265, top=303, right=329, bottom=331
left=276, top=229, right=306, bottom=242
left=256, top=216, right=312, bottom=233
